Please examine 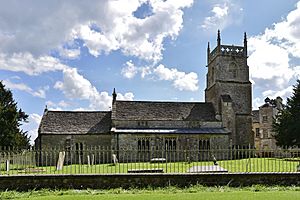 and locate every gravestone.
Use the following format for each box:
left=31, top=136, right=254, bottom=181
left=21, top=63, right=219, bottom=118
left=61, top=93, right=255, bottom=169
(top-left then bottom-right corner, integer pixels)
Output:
left=112, top=154, right=118, bottom=165
left=5, top=160, right=9, bottom=172
left=187, top=165, right=228, bottom=173
left=91, top=154, right=95, bottom=165
left=56, top=151, right=65, bottom=170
